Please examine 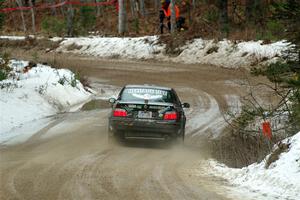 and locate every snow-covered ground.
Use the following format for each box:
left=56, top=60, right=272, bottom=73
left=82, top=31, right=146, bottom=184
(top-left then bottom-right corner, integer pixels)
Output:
left=195, top=132, right=300, bottom=200
left=55, top=36, right=291, bottom=68
left=0, top=60, right=92, bottom=145
left=179, top=87, right=241, bottom=139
